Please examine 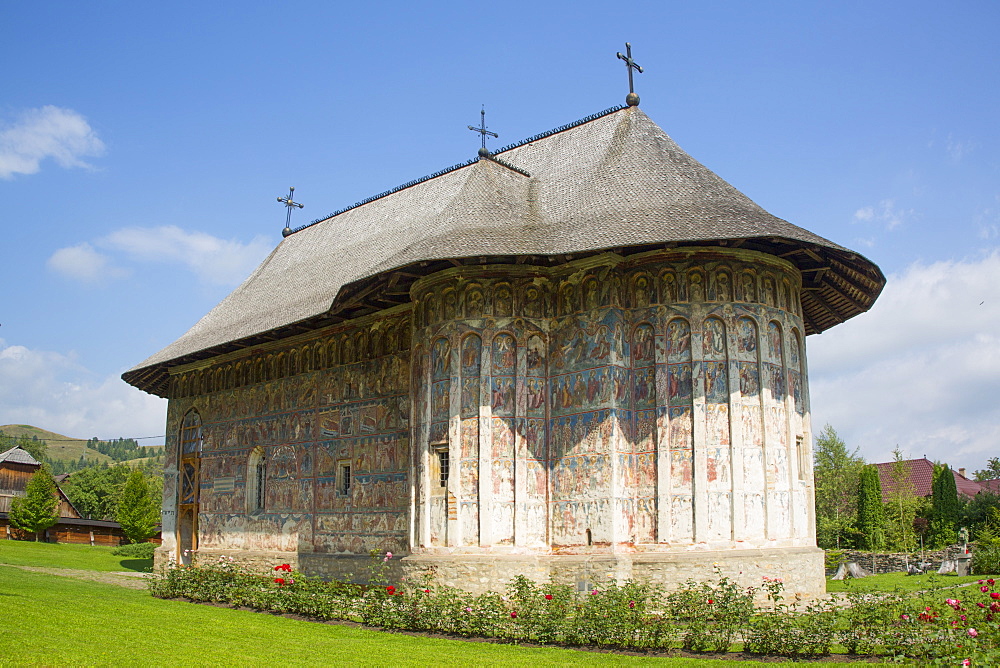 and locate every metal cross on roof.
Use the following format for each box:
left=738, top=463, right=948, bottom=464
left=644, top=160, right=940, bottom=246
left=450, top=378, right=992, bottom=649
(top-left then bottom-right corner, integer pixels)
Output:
left=468, top=106, right=499, bottom=157
left=616, top=42, right=644, bottom=106
left=278, top=186, right=304, bottom=237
